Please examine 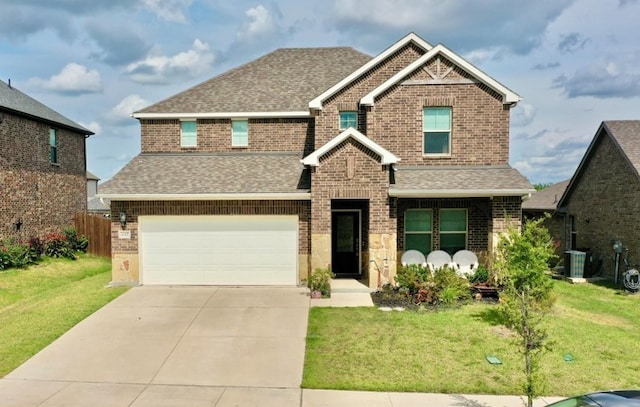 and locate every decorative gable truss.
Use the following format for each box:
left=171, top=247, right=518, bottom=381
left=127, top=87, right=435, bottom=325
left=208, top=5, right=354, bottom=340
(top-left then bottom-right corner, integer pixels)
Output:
left=361, top=44, right=521, bottom=107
